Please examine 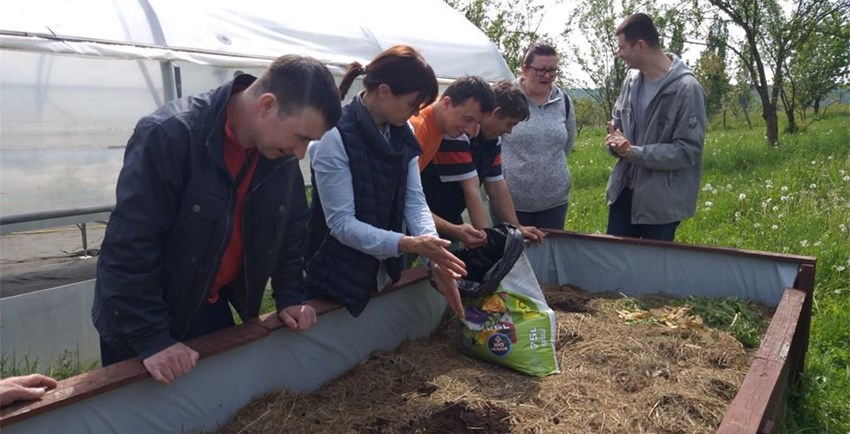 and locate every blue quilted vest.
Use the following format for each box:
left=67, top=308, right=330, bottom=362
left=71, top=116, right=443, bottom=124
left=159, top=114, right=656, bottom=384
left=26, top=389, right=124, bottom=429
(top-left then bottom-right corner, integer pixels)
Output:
left=305, top=96, right=421, bottom=316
